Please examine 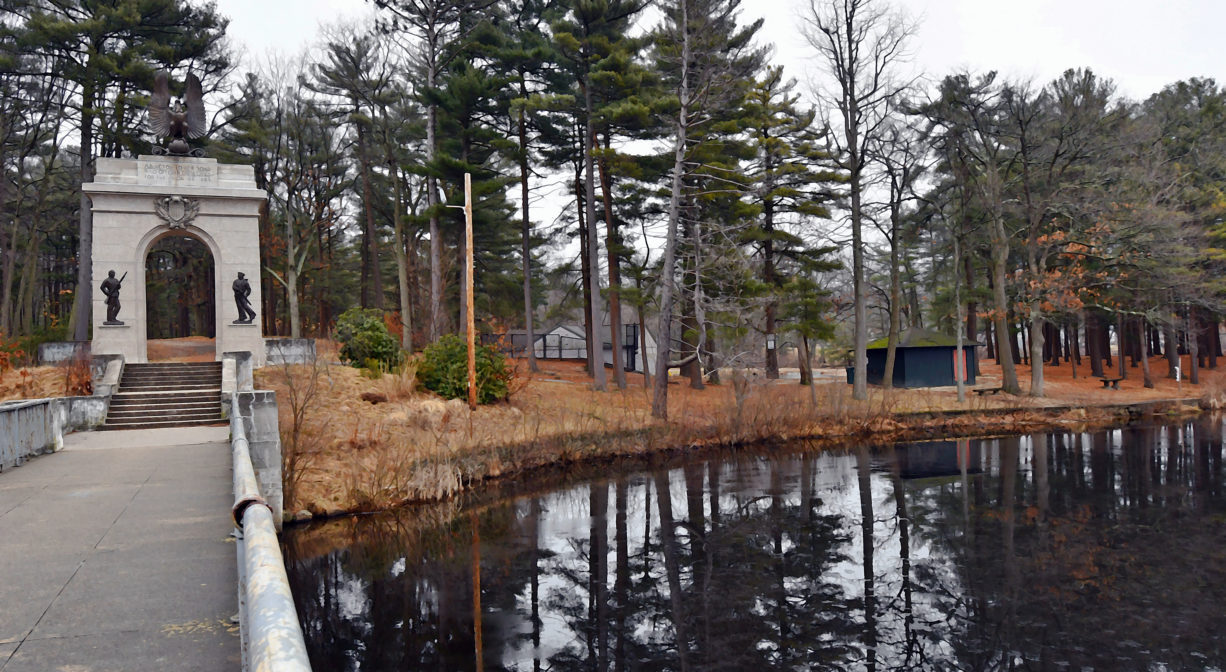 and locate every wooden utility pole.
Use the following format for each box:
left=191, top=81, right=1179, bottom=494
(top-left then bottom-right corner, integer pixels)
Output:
left=465, top=173, right=476, bottom=410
